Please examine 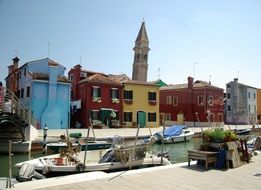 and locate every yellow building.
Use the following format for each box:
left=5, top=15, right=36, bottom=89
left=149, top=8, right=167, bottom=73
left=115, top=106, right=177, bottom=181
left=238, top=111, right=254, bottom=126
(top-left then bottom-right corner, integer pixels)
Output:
left=122, top=80, right=159, bottom=128
left=257, top=89, right=261, bottom=124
